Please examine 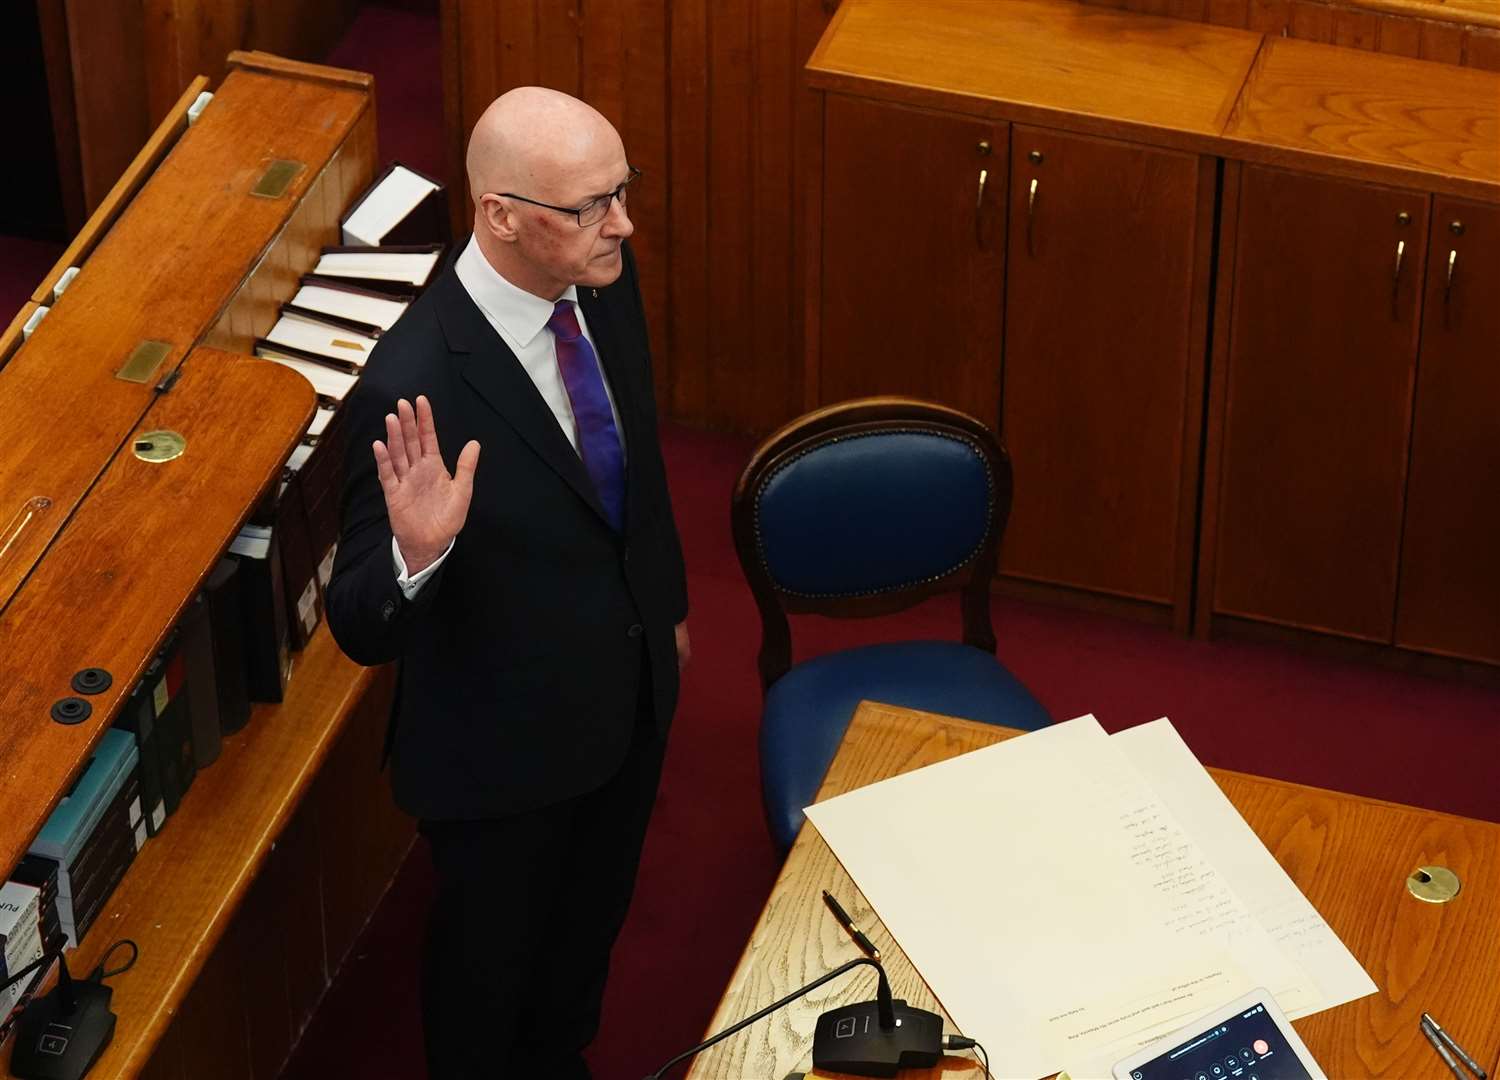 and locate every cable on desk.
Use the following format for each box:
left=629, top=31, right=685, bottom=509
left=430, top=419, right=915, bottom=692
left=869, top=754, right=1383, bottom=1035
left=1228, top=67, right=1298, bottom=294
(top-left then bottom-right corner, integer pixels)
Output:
left=944, top=1034, right=992, bottom=1079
